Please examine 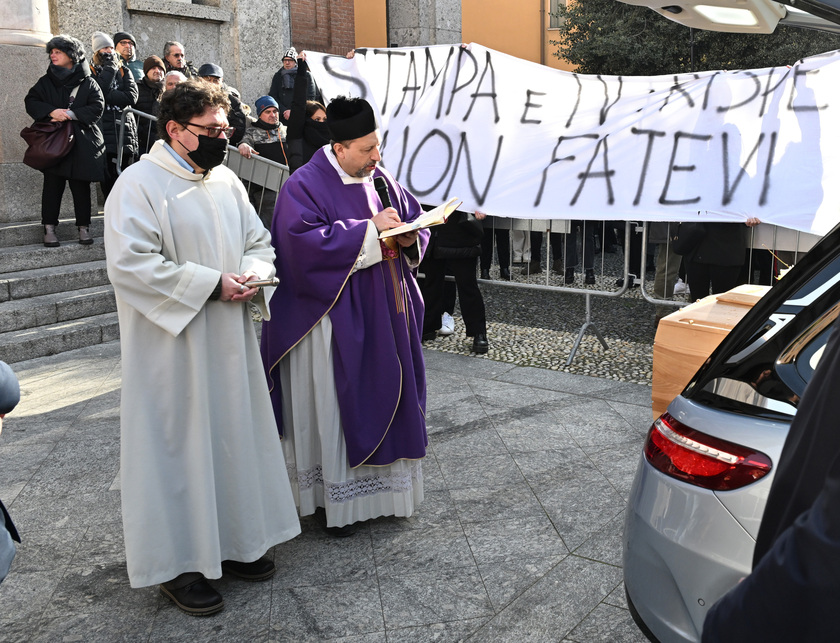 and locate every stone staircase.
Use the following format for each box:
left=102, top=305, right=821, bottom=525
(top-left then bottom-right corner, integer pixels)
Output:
left=0, top=215, right=119, bottom=364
